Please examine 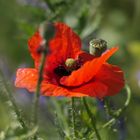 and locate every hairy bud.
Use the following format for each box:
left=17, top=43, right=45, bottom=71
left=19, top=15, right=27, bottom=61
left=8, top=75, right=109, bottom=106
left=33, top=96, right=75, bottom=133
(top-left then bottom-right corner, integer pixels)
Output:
left=39, top=21, right=55, bottom=41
